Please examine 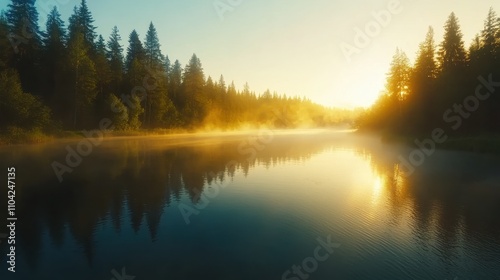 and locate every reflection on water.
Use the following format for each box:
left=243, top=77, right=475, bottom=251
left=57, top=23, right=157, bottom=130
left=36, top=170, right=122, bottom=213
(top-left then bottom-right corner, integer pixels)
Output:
left=0, top=130, right=499, bottom=279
